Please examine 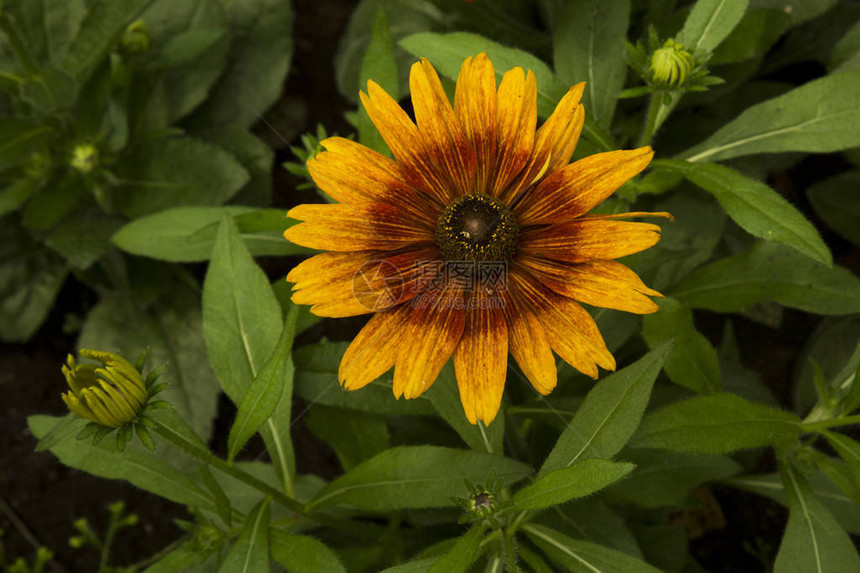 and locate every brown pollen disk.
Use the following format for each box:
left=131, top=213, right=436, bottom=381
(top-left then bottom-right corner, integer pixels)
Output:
left=435, top=194, right=519, bottom=263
